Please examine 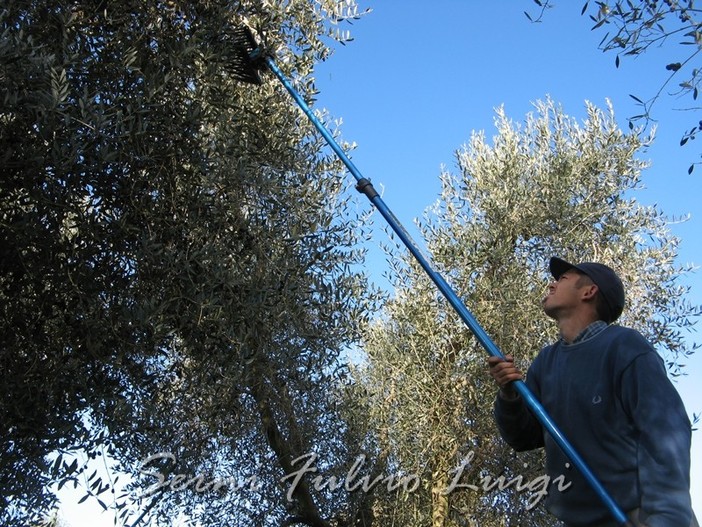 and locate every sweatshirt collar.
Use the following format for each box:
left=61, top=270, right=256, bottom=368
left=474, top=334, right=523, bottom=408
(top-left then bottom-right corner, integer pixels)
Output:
left=562, top=320, right=608, bottom=346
